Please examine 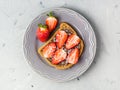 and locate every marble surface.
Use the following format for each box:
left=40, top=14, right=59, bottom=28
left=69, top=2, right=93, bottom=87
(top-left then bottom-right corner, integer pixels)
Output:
left=0, top=0, right=120, bottom=90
